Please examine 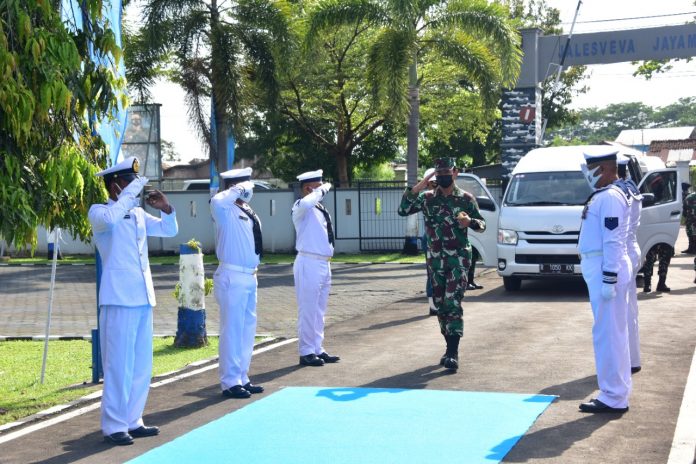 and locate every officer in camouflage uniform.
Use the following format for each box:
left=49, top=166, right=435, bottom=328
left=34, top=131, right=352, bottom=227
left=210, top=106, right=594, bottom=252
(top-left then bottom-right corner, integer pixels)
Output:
left=398, top=158, right=486, bottom=371
left=682, top=183, right=696, bottom=254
